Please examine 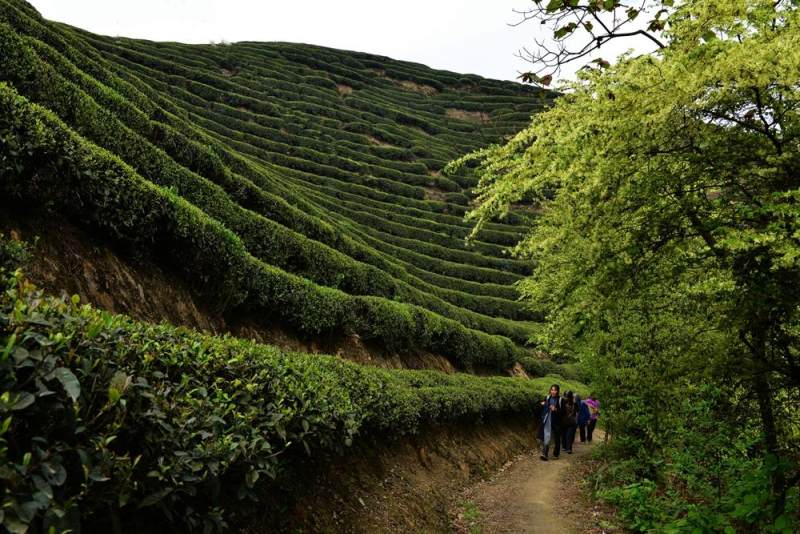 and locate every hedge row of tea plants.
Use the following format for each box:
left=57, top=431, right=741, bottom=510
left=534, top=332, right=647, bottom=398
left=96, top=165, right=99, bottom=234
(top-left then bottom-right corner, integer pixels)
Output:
left=0, top=83, right=527, bottom=368
left=0, top=26, right=536, bottom=333
left=1, top=10, right=532, bottom=280
left=0, top=266, right=583, bottom=533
